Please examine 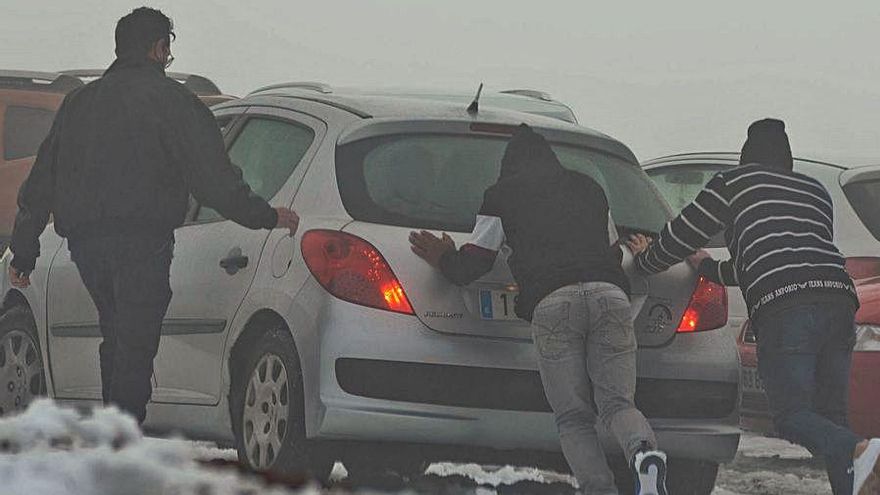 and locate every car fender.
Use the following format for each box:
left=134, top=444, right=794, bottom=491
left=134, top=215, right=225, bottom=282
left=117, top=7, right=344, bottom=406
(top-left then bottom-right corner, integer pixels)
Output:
left=220, top=217, right=351, bottom=437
